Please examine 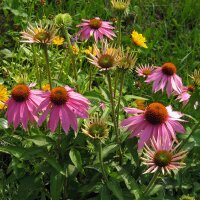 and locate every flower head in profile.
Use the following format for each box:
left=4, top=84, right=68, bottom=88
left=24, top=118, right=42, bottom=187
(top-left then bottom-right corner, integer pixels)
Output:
left=42, top=83, right=51, bottom=91
left=134, top=99, right=146, bottom=110
left=87, top=40, right=120, bottom=71
left=118, top=47, right=137, bottom=70
left=82, top=115, right=109, bottom=140
left=5, top=84, right=43, bottom=129
left=52, top=36, right=64, bottom=45
left=141, top=137, right=187, bottom=174
left=111, top=0, right=130, bottom=12
left=21, top=22, right=57, bottom=44
left=72, top=44, right=79, bottom=54
left=0, top=84, right=9, bottom=110
left=190, top=69, right=200, bottom=86
left=145, top=62, right=183, bottom=97
left=77, top=17, right=116, bottom=42
left=38, top=86, right=90, bottom=133
left=121, top=102, right=185, bottom=149
left=131, top=30, right=147, bottom=48
left=175, top=85, right=195, bottom=105
left=136, top=64, right=155, bottom=77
